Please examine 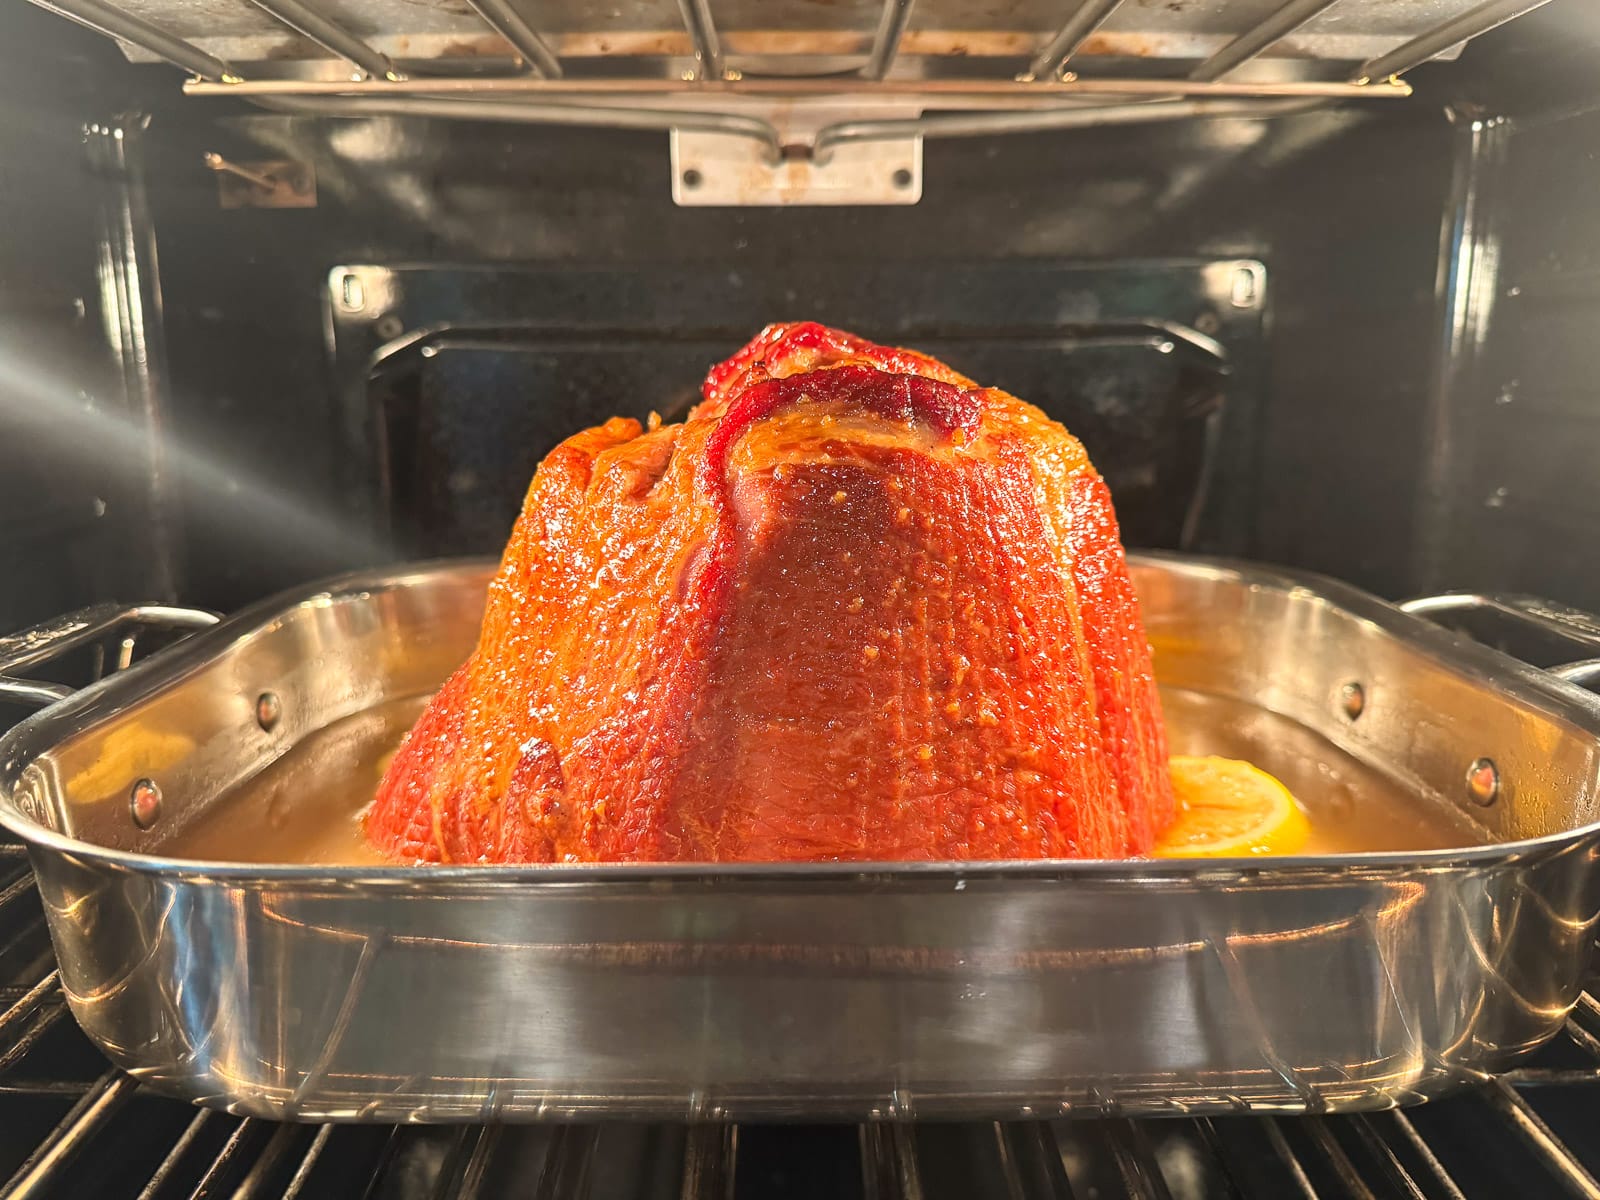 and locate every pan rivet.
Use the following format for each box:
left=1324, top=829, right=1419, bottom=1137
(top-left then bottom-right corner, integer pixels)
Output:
left=130, top=779, right=162, bottom=830
left=256, top=691, right=282, bottom=732
left=1466, top=757, right=1500, bottom=806
left=1340, top=682, right=1365, bottom=720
